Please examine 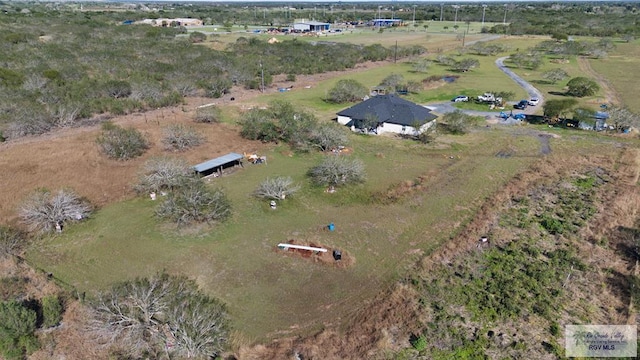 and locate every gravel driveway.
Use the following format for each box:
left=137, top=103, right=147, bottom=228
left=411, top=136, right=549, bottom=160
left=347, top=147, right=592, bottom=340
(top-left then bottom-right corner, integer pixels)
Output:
left=426, top=55, right=544, bottom=123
